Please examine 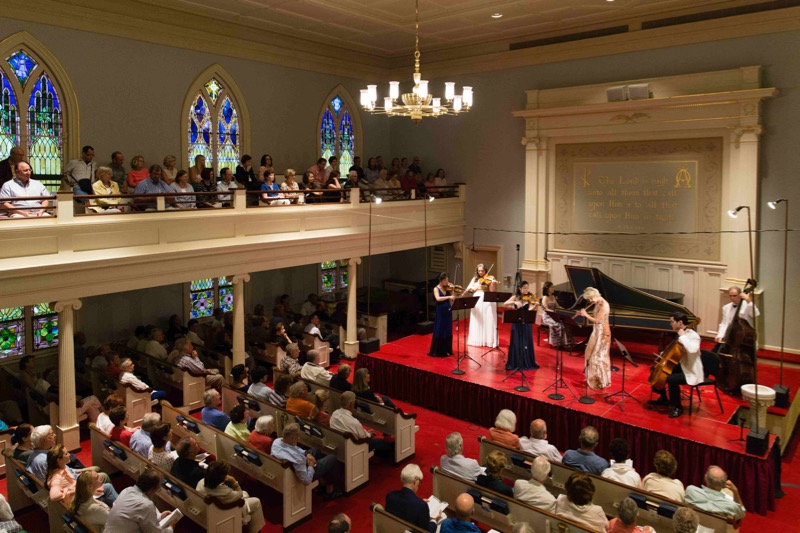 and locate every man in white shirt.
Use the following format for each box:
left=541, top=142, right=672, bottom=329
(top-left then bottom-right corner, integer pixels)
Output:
left=330, top=392, right=393, bottom=456
left=61, top=145, right=96, bottom=195
left=513, top=457, right=557, bottom=512
left=300, top=350, right=332, bottom=385
left=144, top=327, right=168, bottom=360
left=715, top=286, right=759, bottom=343
left=685, top=466, right=746, bottom=520
left=119, top=358, right=167, bottom=402
left=0, top=161, right=50, bottom=217
left=305, top=313, right=340, bottom=359
left=519, top=419, right=562, bottom=463
left=601, top=438, right=641, bottom=488
left=105, top=469, right=174, bottom=532
left=440, top=432, right=482, bottom=482
left=649, top=312, right=703, bottom=418
left=248, top=367, right=273, bottom=401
